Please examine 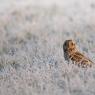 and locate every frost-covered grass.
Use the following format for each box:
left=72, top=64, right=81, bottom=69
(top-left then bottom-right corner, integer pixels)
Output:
left=0, top=0, right=95, bottom=95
